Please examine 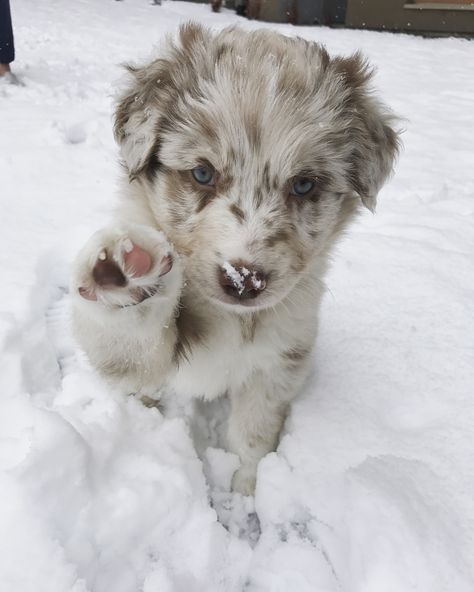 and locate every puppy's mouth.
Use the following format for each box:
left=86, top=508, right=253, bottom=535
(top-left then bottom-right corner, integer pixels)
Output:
left=198, top=280, right=284, bottom=312
left=214, top=292, right=268, bottom=309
